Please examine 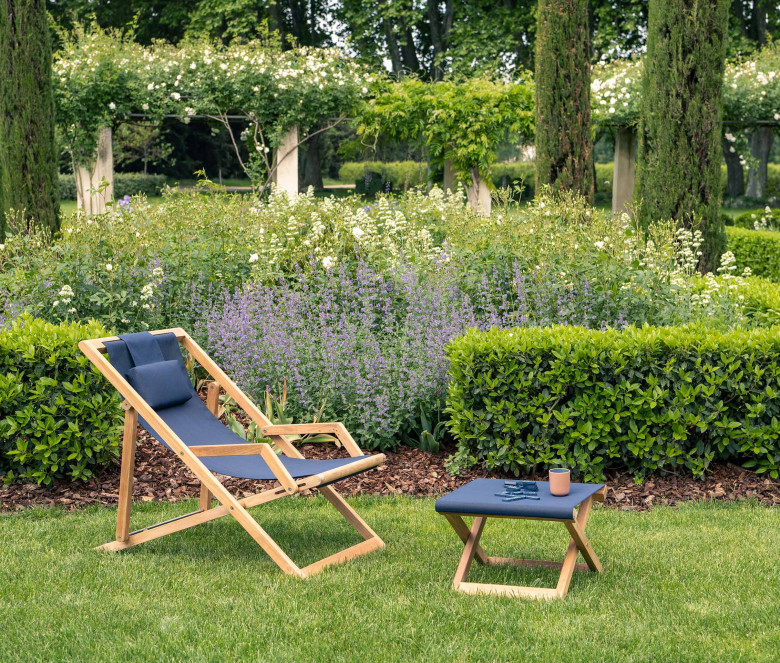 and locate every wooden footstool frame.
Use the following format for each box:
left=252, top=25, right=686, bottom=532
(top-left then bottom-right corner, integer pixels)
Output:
left=441, top=486, right=606, bottom=600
